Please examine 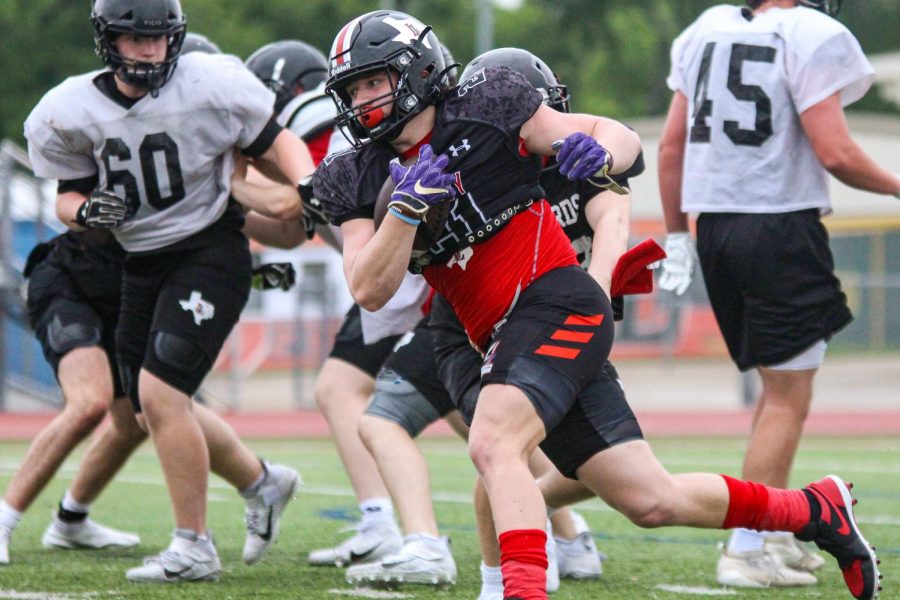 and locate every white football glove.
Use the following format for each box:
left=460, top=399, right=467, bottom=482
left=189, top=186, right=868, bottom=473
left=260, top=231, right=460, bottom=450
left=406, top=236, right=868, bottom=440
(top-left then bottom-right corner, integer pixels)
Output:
left=659, top=232, right=698, bottom=296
